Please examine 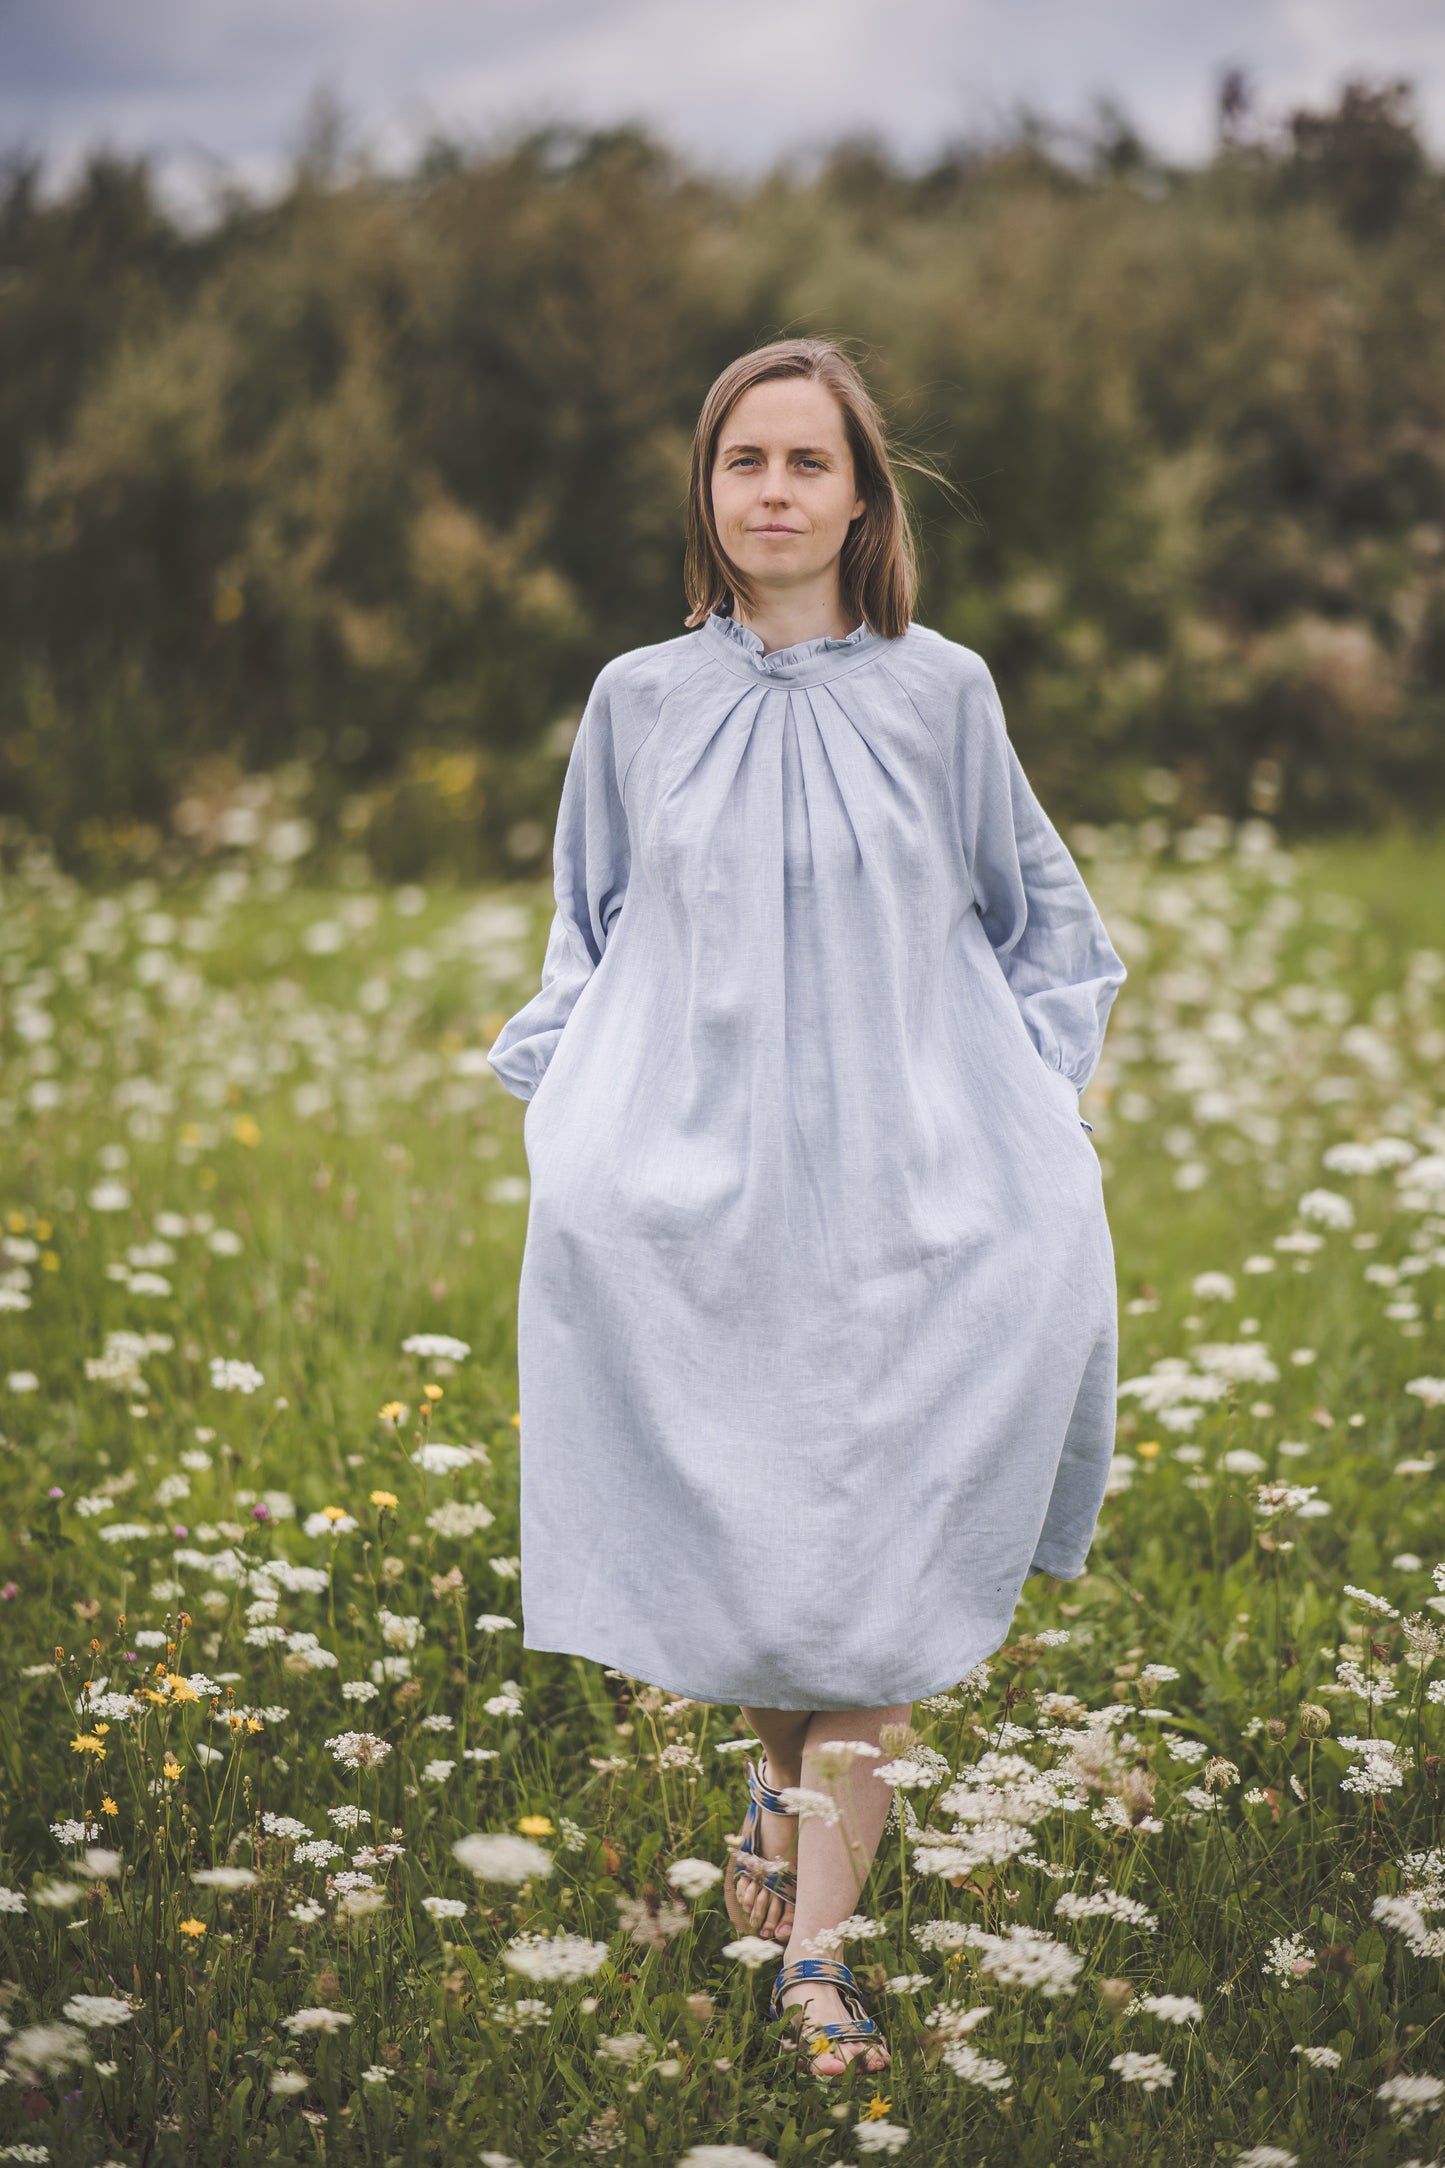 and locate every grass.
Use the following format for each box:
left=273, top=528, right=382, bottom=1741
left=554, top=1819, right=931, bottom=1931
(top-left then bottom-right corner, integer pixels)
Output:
left=0, top=811, right=1443, bottom=2167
